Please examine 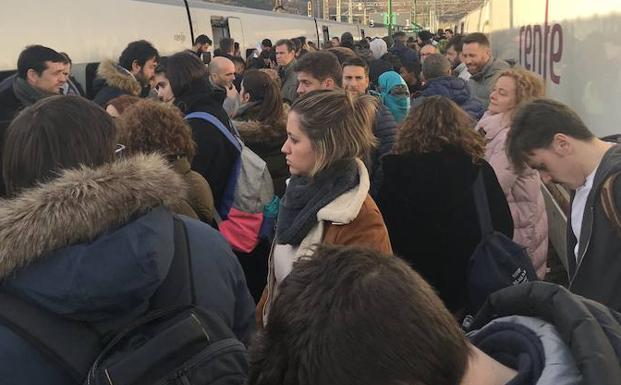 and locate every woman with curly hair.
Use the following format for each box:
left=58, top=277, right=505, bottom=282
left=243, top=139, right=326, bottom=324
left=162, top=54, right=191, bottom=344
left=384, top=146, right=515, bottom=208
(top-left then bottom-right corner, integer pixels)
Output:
left=117, top=99, right=216, bottom=225
left=377, top=96, right=513, bottom=316
left=475, top=69, right=548, bottom=279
